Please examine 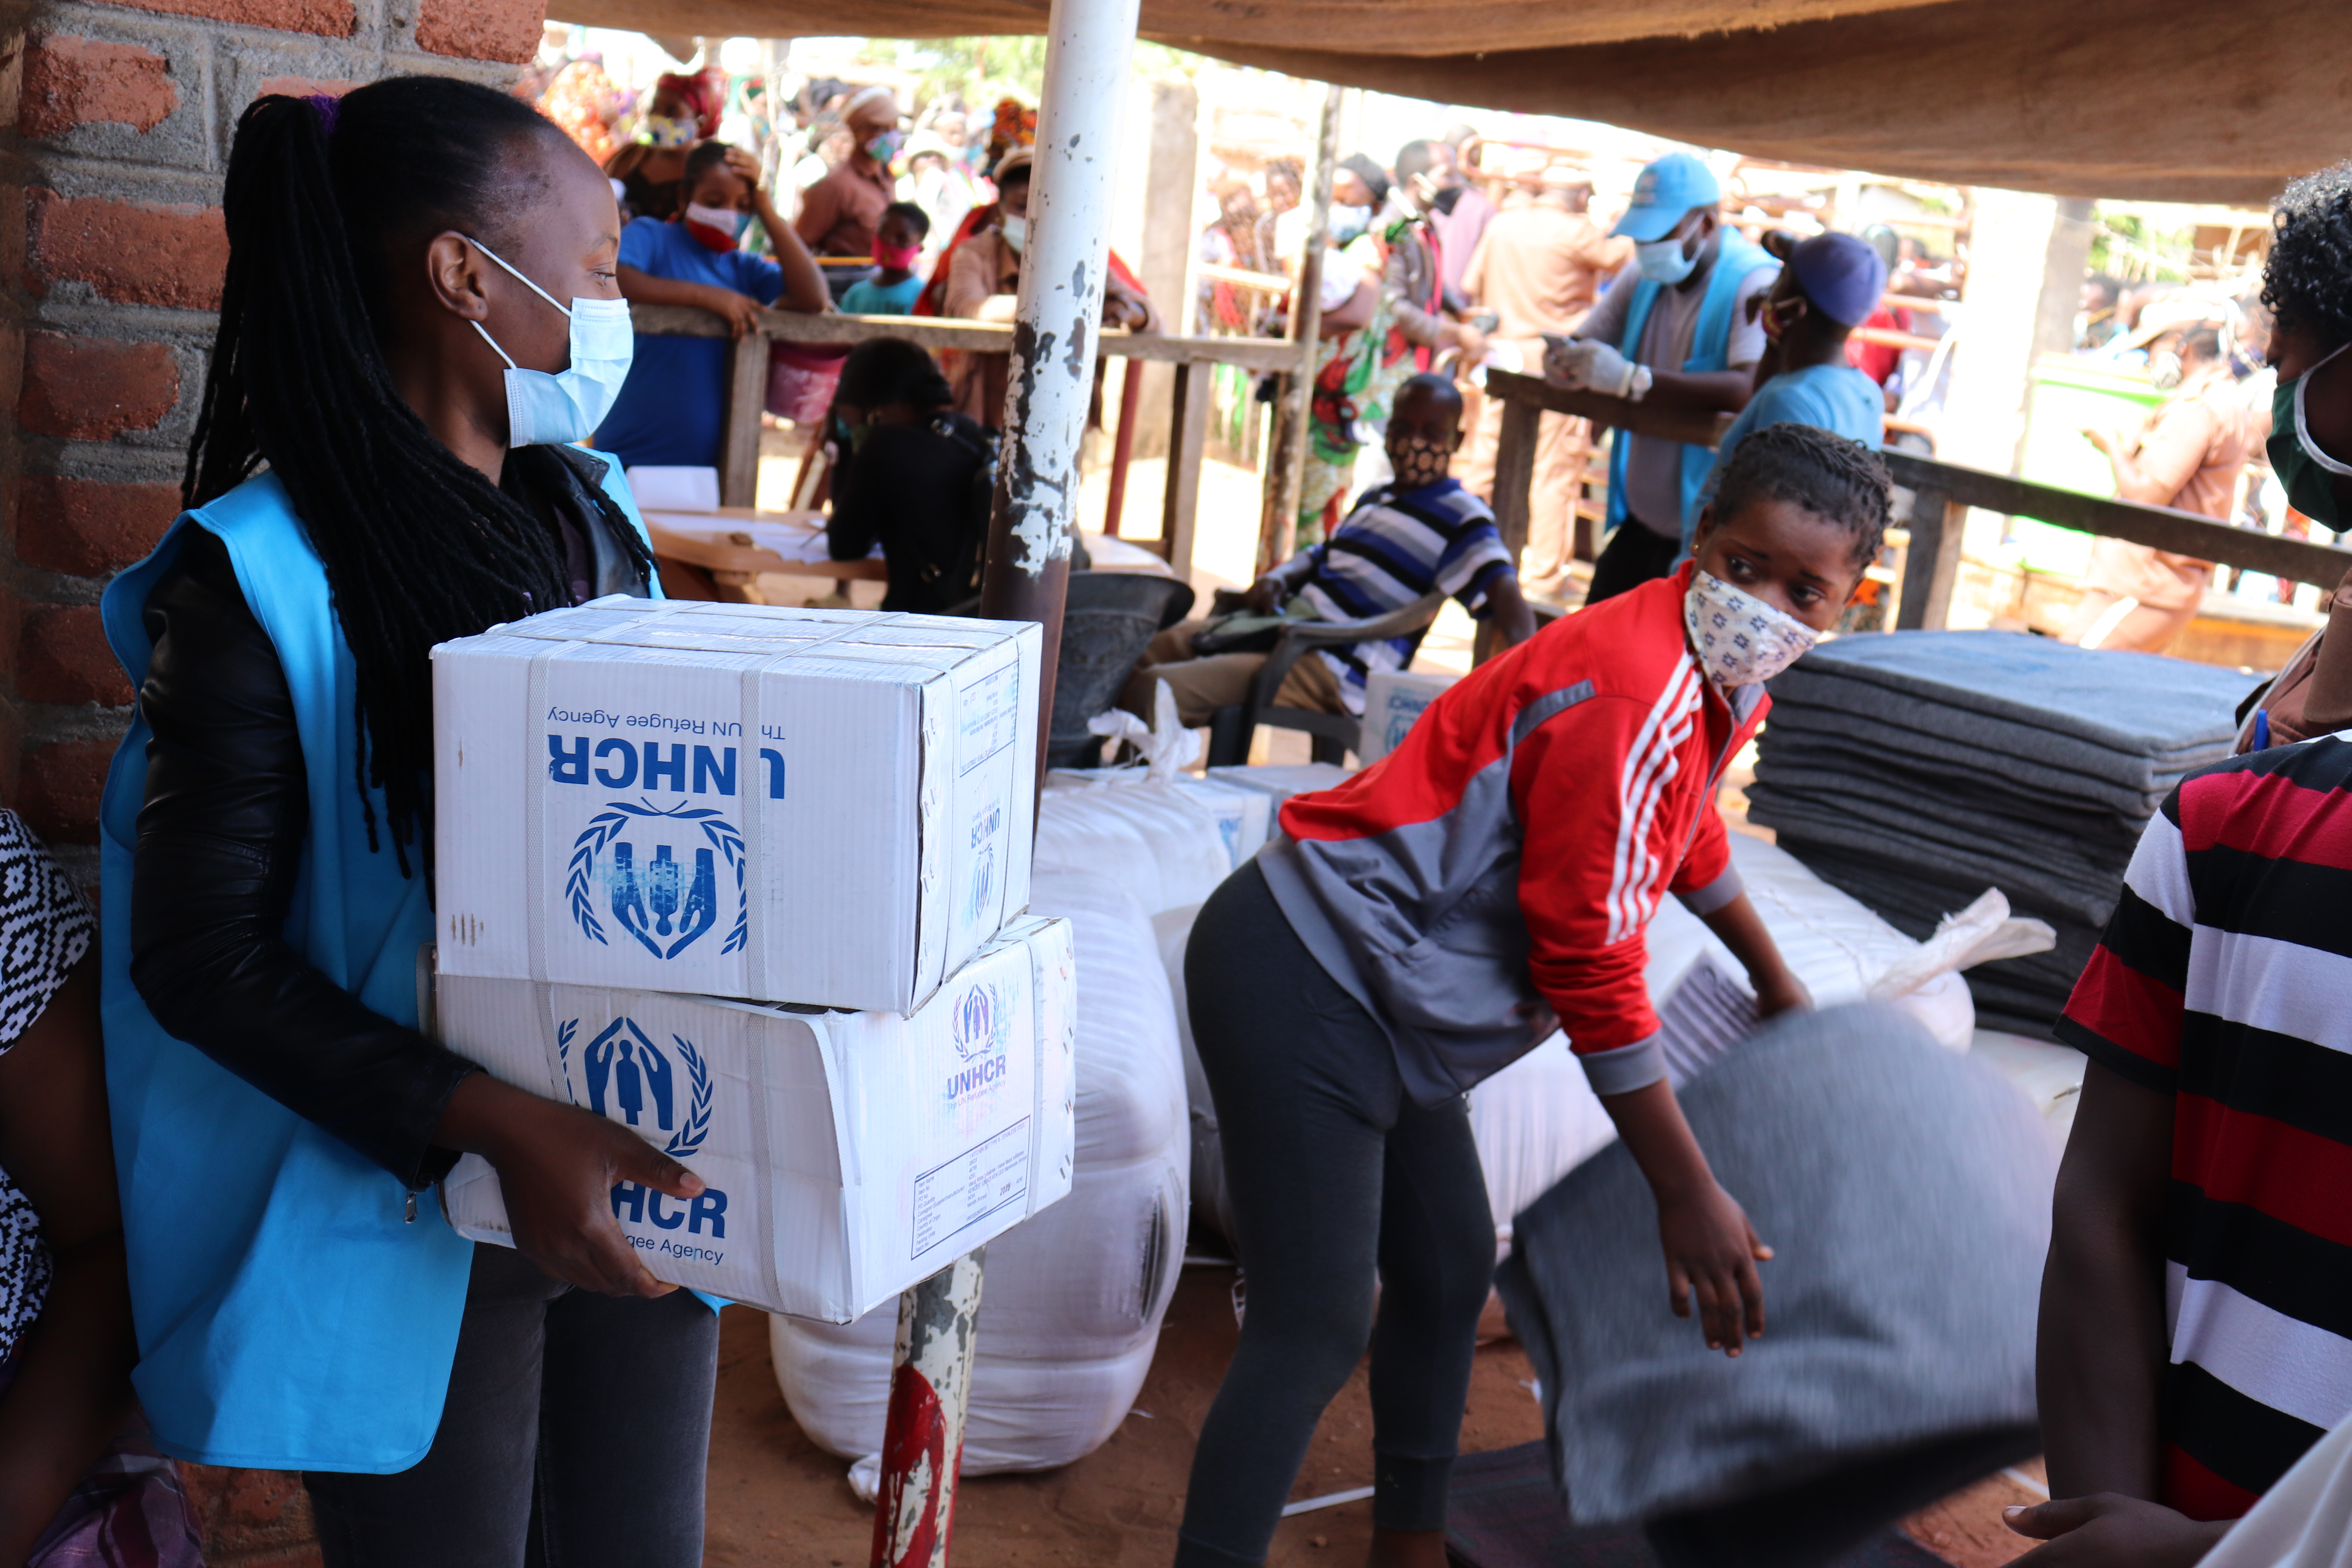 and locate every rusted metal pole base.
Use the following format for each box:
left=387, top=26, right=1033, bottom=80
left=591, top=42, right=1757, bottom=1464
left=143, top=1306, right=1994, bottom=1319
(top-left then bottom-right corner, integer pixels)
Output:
left=870, top=1249, right=987, bottom=1568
